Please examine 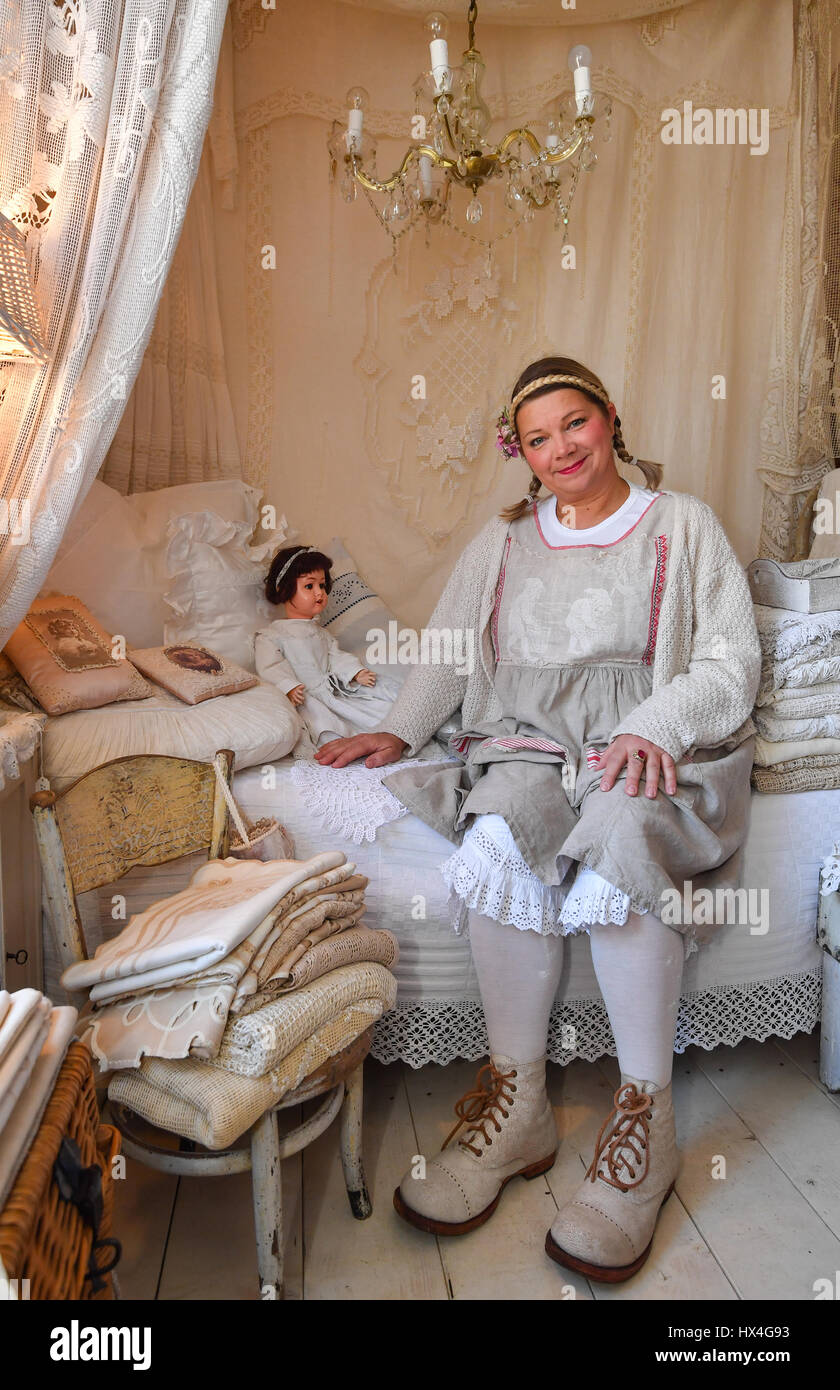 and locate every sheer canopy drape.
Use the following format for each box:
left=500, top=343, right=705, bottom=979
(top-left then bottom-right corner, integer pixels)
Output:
left=0, top=0, right=228, bottom=648
left=99, top=9, right=242, bottom=494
